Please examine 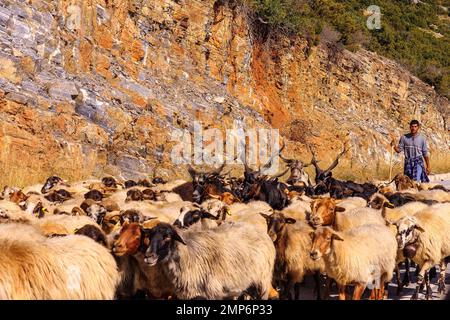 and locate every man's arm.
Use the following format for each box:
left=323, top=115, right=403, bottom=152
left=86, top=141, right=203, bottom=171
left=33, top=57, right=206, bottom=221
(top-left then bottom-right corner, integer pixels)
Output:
left=424, top=155, right=430, bottom=175
left=391, top=136, right=403, bottom=153
left=422, top=138, right=430, bottom=174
